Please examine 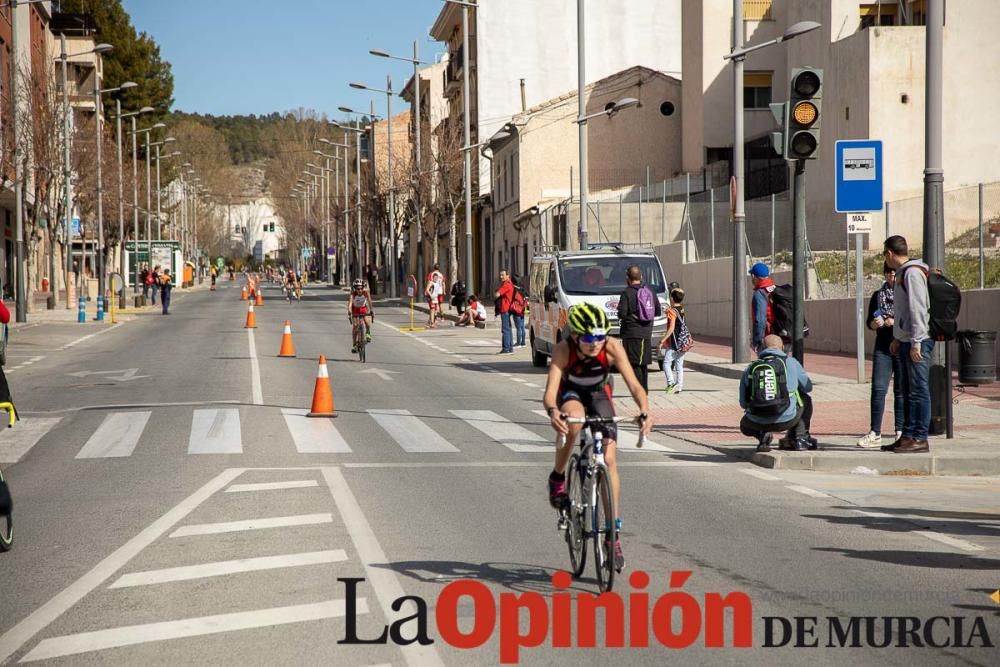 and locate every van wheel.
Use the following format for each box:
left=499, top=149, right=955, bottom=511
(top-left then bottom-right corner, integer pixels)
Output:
left=530, top=334, right=547, bottom=367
